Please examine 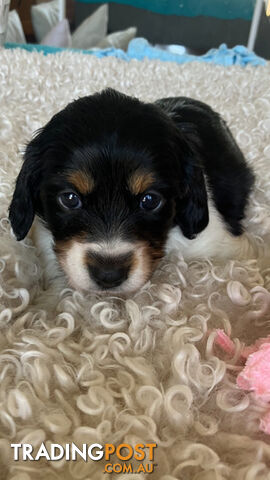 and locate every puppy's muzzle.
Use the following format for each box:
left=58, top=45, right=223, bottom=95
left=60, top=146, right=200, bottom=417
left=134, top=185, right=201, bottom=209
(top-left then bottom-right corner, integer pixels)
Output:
left=87, top=251, right=132, bottom=289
